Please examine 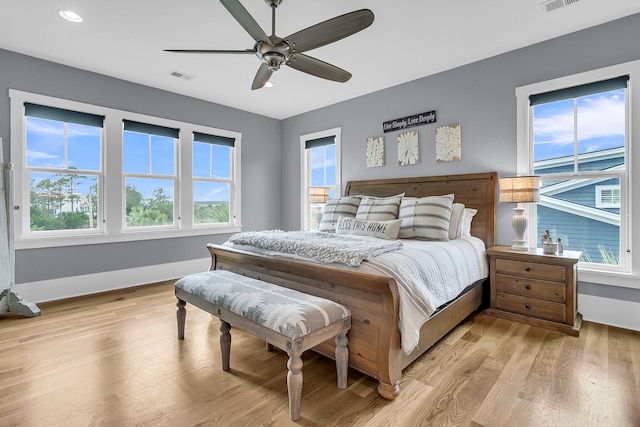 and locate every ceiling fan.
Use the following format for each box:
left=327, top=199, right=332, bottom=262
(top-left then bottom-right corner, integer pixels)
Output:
left=165, top=0, right=375, bottom=90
